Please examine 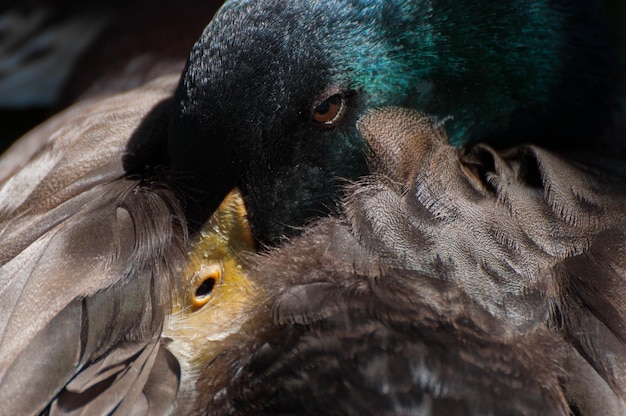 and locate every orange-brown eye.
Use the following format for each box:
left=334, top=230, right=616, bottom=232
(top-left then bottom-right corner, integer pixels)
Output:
left=312, top=93, right=345, bottom=126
